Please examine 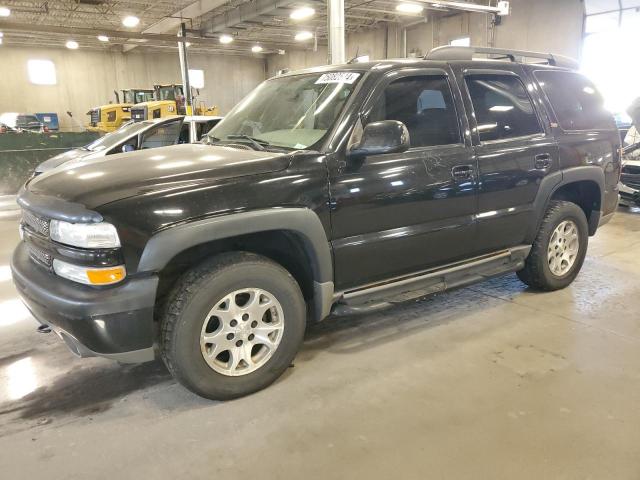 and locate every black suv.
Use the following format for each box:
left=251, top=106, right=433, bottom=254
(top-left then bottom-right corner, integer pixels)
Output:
left=11, top=47, right=620, bottom=400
